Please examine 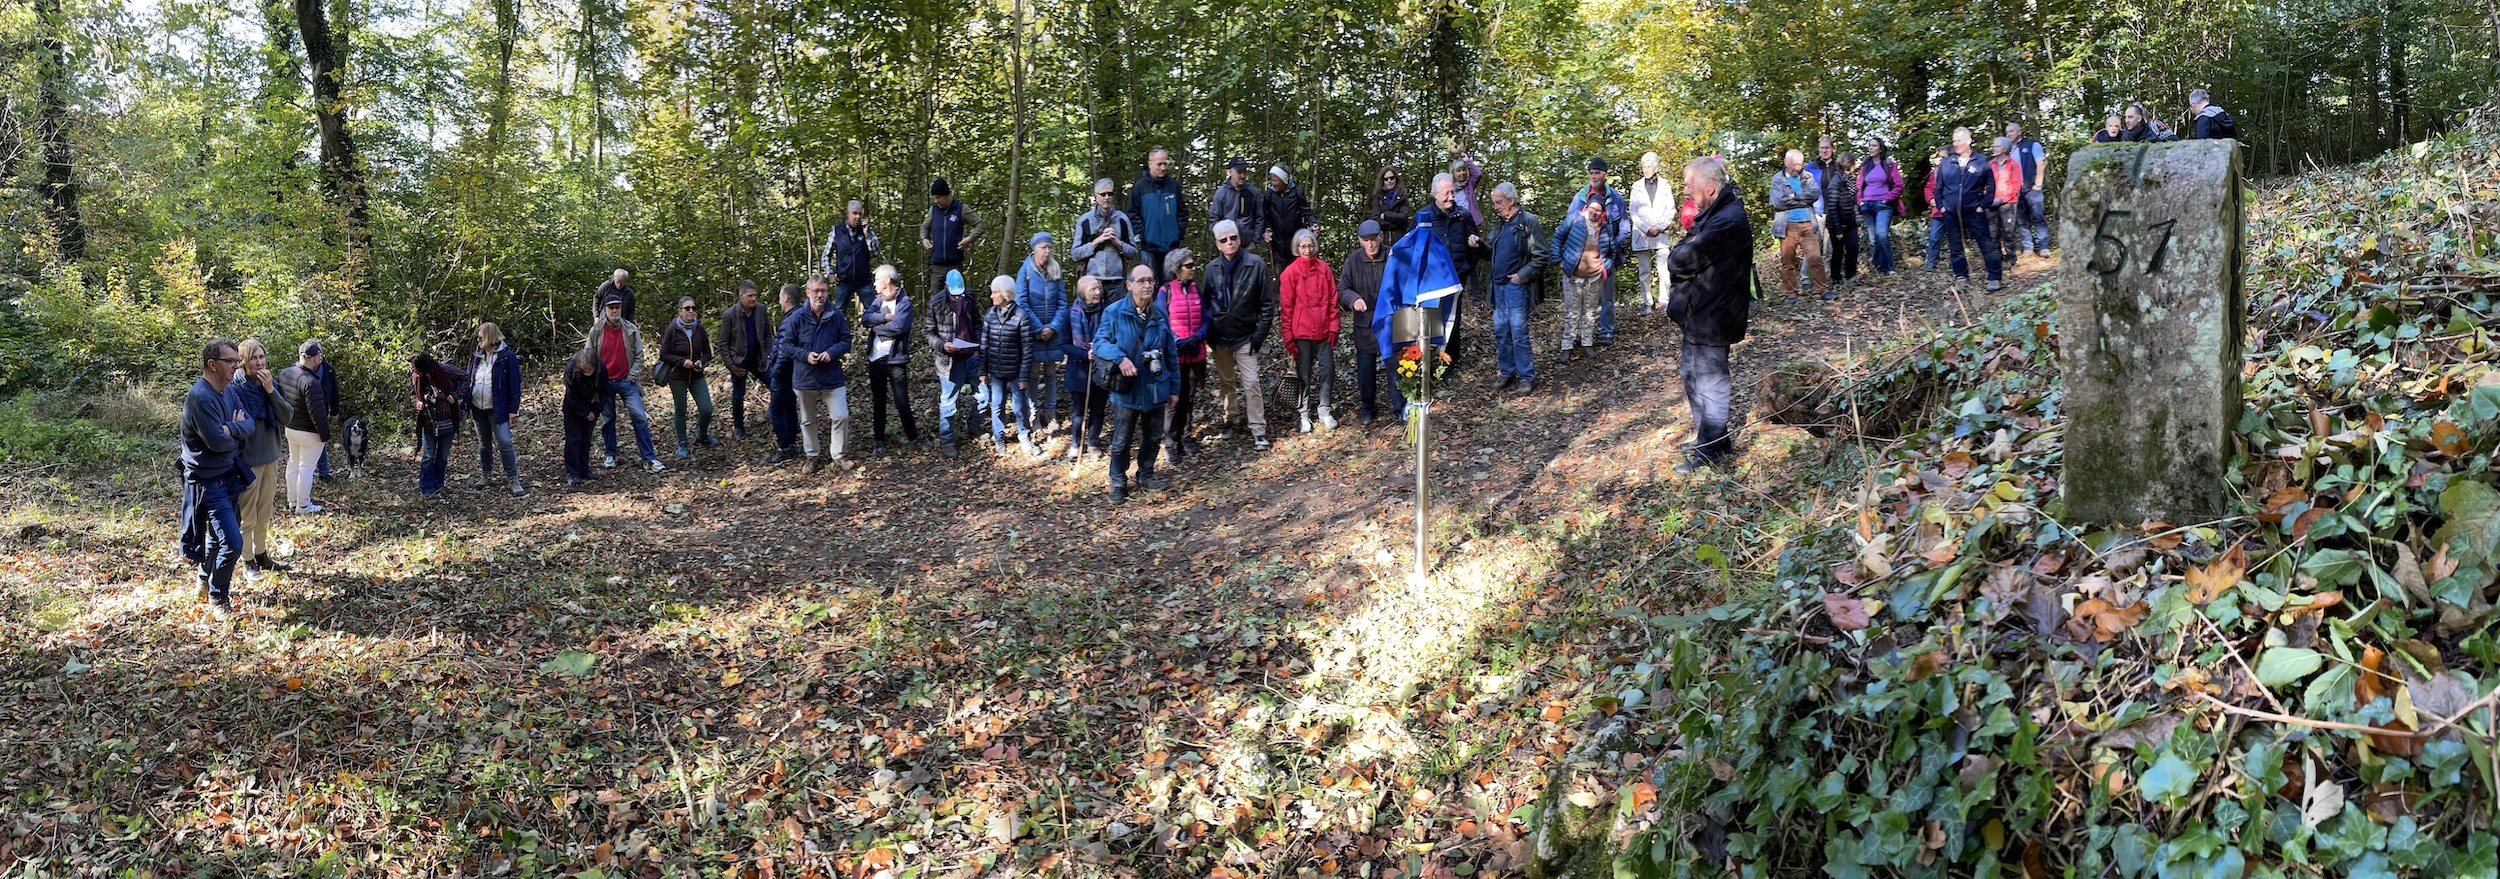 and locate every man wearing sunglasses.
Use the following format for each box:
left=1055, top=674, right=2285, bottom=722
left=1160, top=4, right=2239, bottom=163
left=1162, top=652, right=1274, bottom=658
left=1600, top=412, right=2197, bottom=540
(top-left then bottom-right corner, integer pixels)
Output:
left=1201, top=219, right=1278, bottom=452
left=180, top=339, right=255, bottom=618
